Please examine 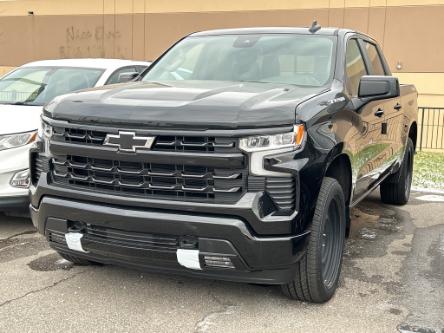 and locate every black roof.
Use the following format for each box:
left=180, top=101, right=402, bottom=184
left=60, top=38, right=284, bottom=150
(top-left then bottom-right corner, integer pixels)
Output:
left=190, top=27, right=356, bottom=37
